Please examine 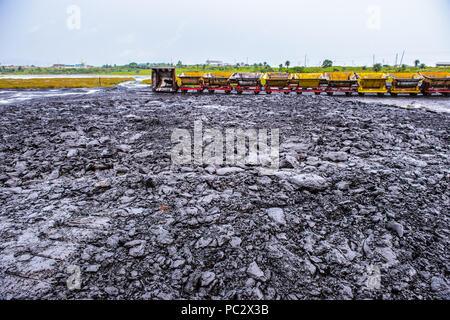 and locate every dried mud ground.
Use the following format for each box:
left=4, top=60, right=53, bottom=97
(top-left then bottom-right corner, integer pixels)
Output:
left=0, top=87, right=449, bottom=300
